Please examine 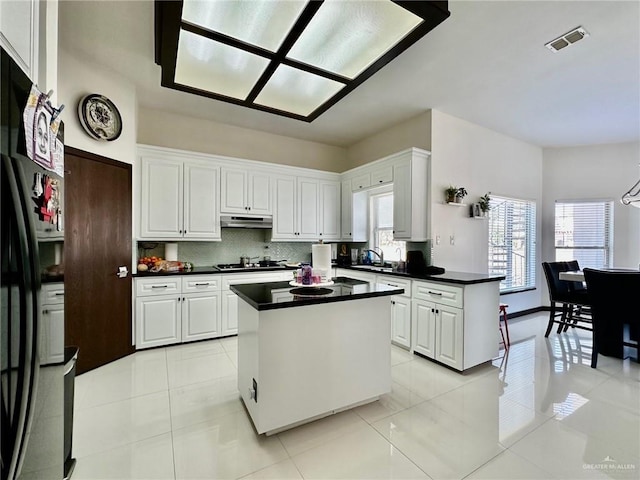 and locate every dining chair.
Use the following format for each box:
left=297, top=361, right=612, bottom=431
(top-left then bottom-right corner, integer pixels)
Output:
left=583, top=268, right=640, bottom=368
left=542, top=261, right=592, bottom=337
